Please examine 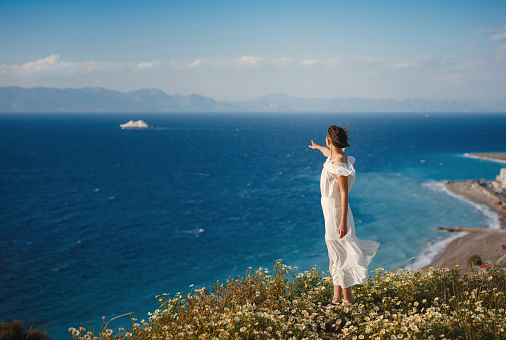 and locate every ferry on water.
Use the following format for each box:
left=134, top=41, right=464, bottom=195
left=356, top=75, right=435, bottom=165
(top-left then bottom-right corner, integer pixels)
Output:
left=119, top=120, right=152, bottom=129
